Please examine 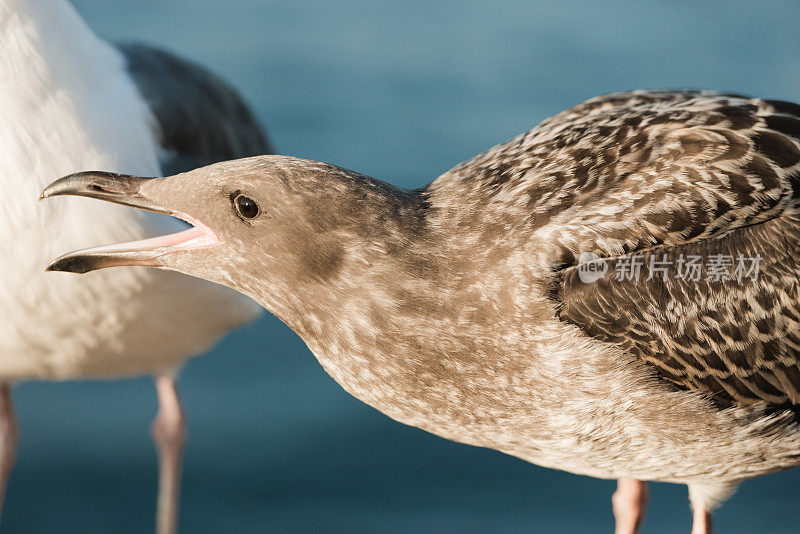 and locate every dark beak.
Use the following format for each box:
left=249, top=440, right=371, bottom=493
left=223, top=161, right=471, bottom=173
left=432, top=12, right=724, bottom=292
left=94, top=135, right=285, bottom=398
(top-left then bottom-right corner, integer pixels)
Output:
left=40, top=171, right=166, bottom=212
left=41, top=171, right=219, bottom=274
